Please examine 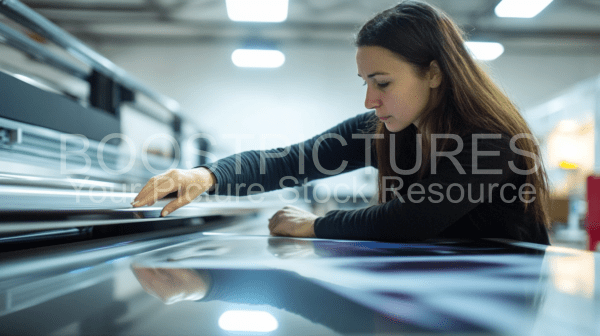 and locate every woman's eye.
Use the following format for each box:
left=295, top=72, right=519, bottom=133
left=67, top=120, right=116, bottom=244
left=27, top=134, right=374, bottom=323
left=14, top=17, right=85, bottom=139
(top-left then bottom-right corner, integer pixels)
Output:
left=362, top=80, right=389, bottom=88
